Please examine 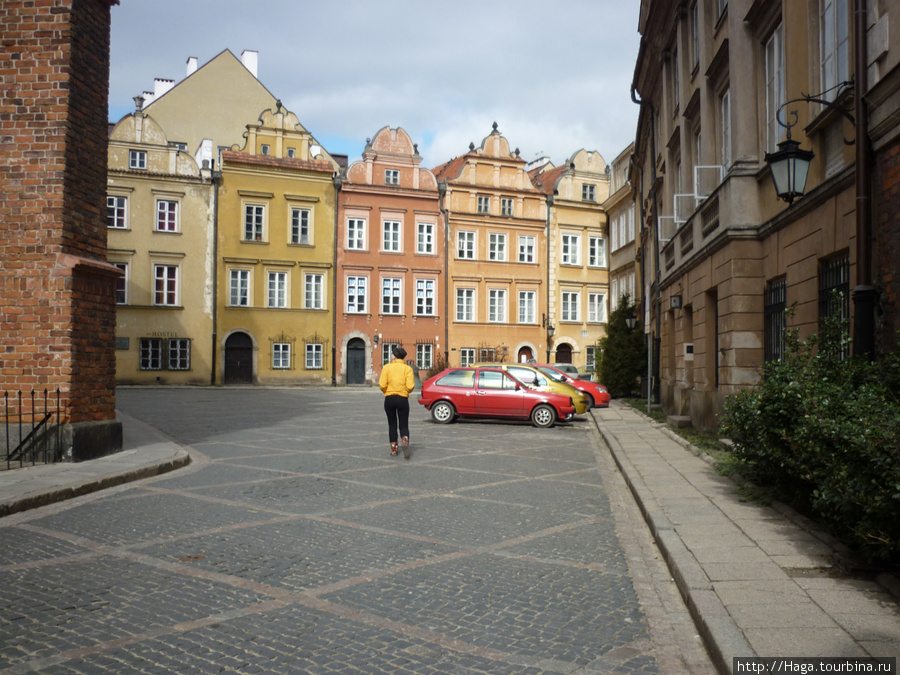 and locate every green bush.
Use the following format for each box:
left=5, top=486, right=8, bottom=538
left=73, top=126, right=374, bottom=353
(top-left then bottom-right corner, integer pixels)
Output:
left=597, top=295, right=647, bottom=397
left=720, top=312, right=900, bottom=565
